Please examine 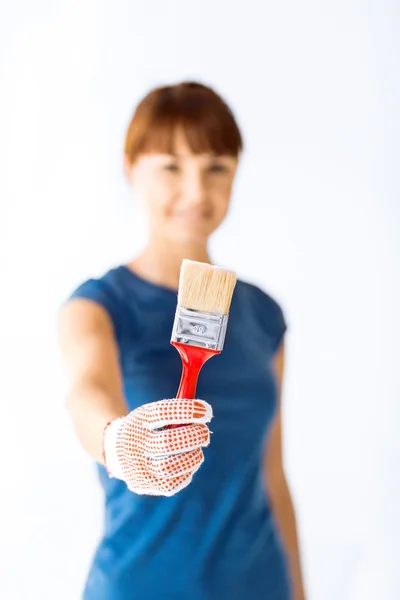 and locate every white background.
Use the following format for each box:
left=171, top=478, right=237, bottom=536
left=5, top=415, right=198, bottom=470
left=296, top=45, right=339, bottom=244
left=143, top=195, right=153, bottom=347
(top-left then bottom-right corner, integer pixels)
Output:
left=0, top=1, right=399, bottom=598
